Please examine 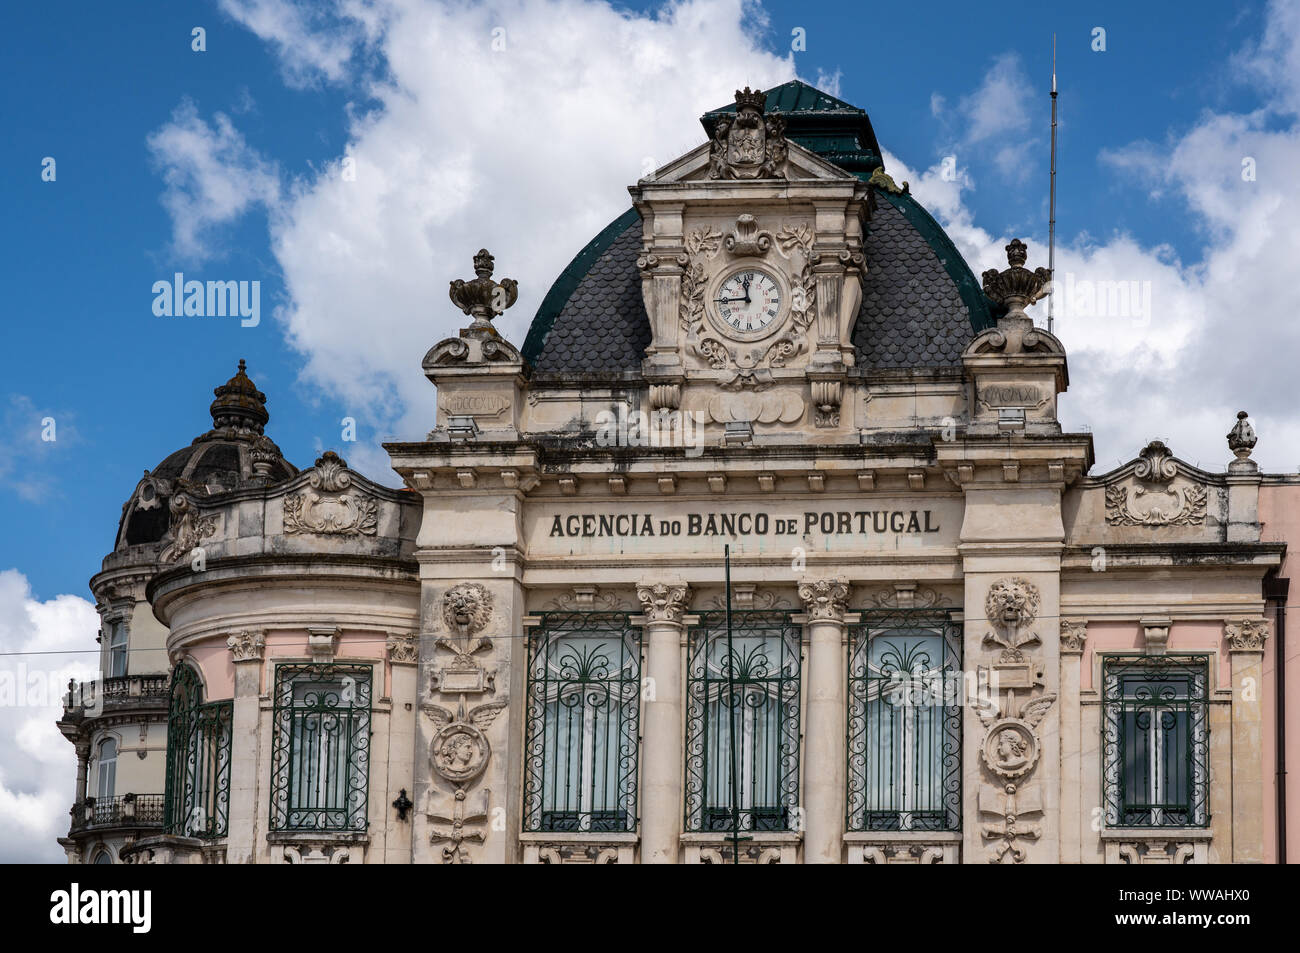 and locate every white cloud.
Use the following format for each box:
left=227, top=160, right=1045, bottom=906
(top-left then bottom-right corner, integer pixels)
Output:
left=146, top=99, right=281, bottom=262
left=217, top=0, right=371, bottom=87
left=218, top=0, right=796, bottom=461
left=0, top=569, right=99, bottom=863
left=959, top=52, right=1032, bottom=145
left=930, top=52, right=1038, bottom=181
